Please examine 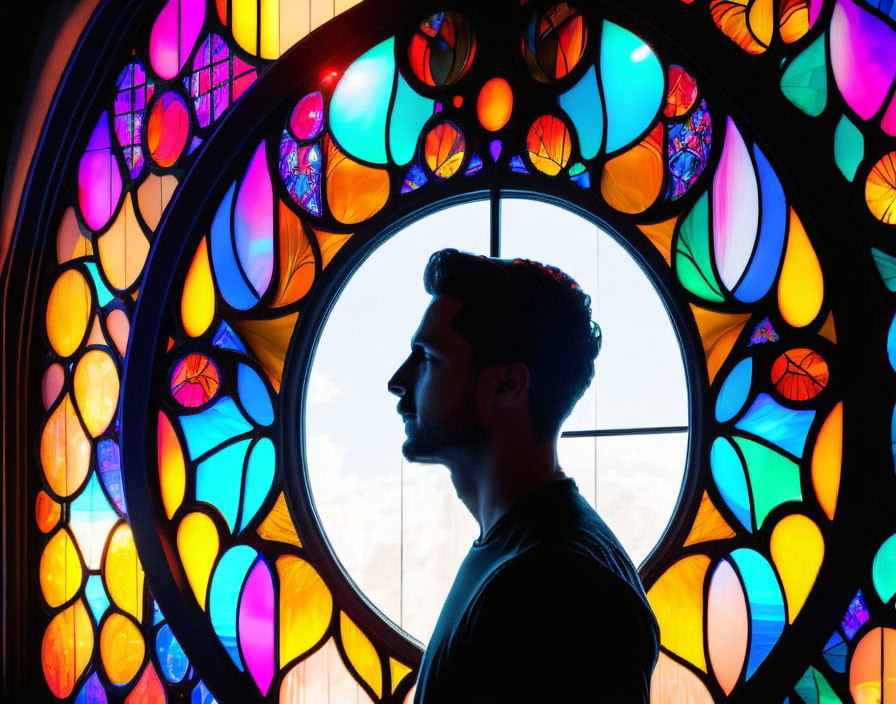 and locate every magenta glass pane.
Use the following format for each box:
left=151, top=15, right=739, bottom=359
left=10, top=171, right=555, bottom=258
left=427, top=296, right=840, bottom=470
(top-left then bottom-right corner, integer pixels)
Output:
left=234, top=142, right=274, bottom=298
left=883, top=94, right=896, bottom=136
left=79, top=114, right=122, bottom=232
left=238, top=560, right=274, bottom=696
left=150, top=0, right=205, bottom=80
left=289, top=92, right=325, bottom=140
